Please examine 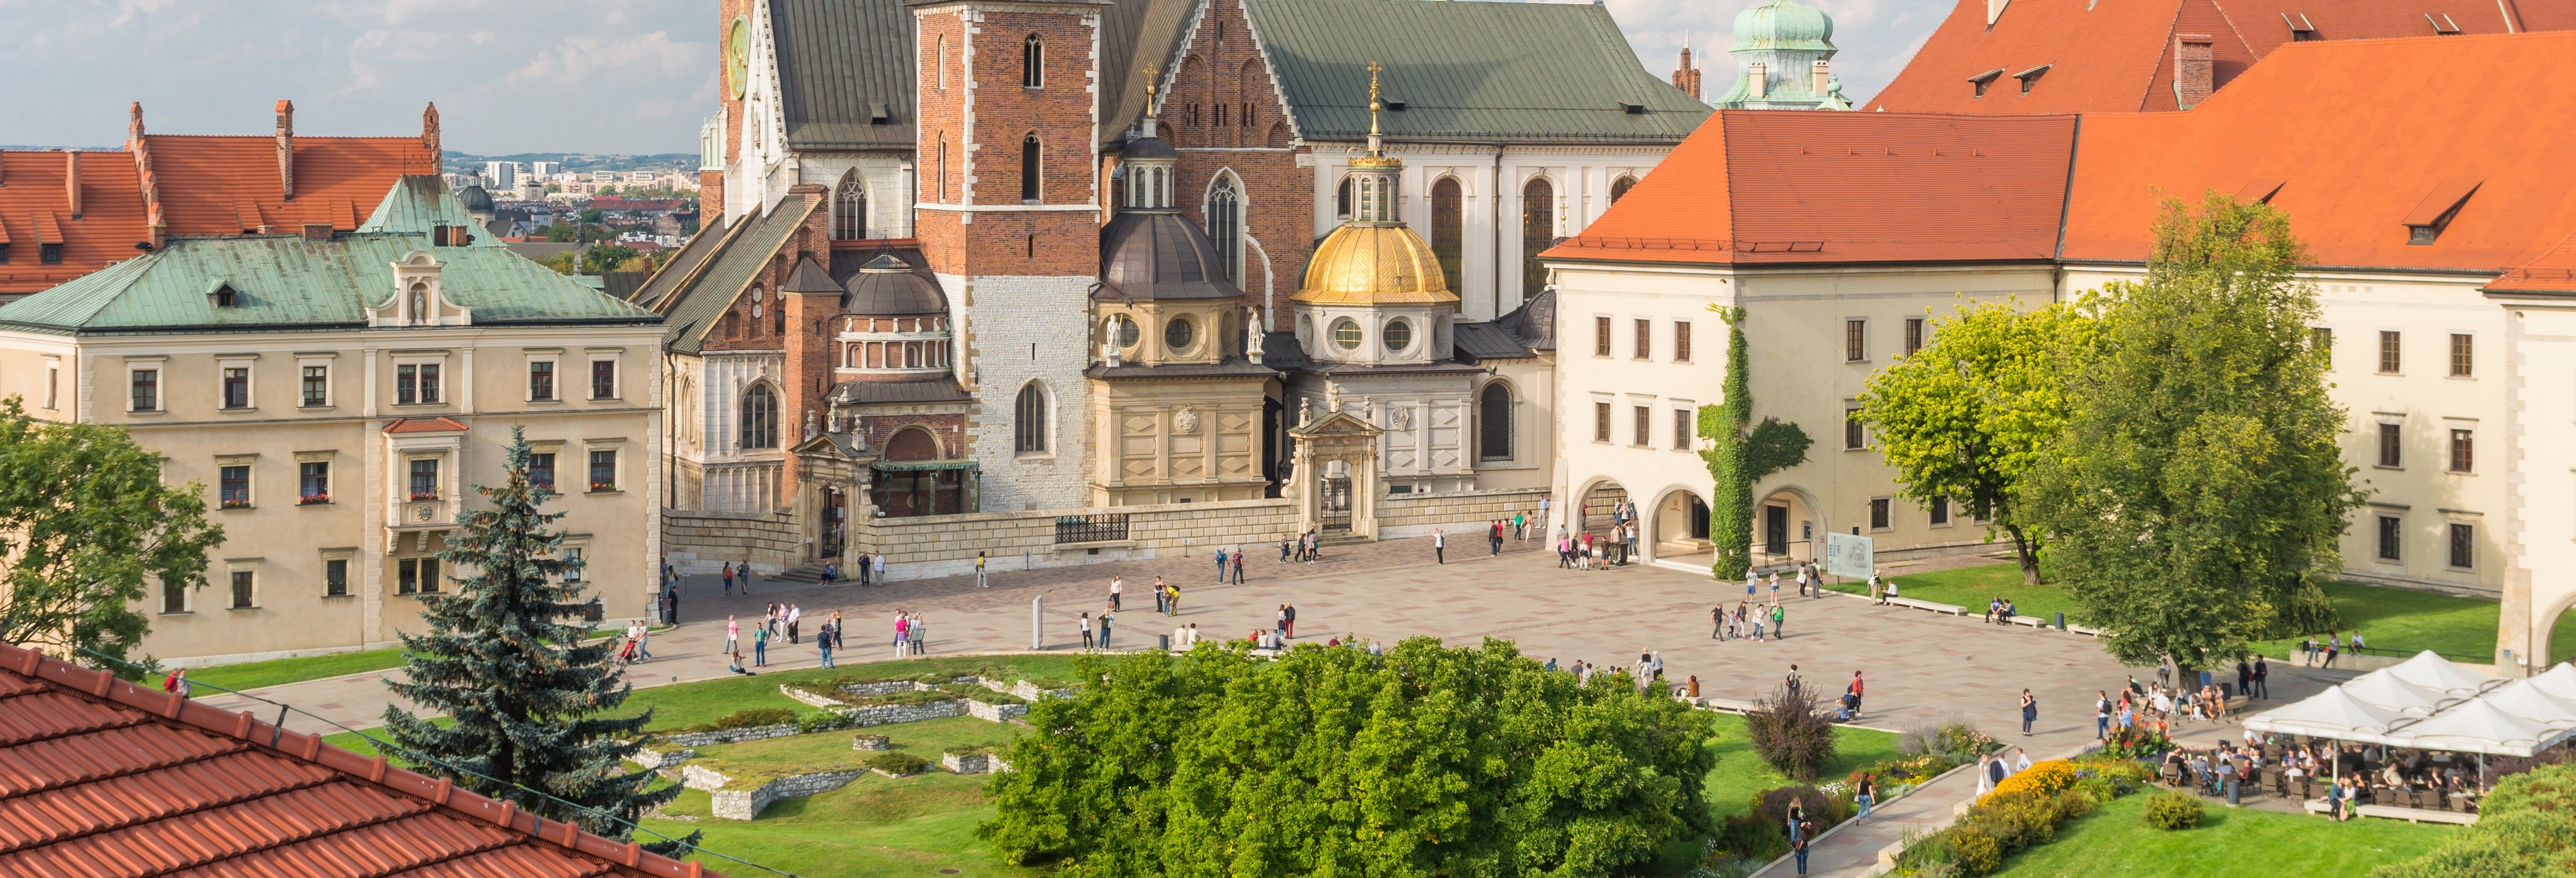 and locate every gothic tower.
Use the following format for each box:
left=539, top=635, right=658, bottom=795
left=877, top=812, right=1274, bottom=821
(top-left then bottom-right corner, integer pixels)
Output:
left=1672, top=35, right=1705, bottom=100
